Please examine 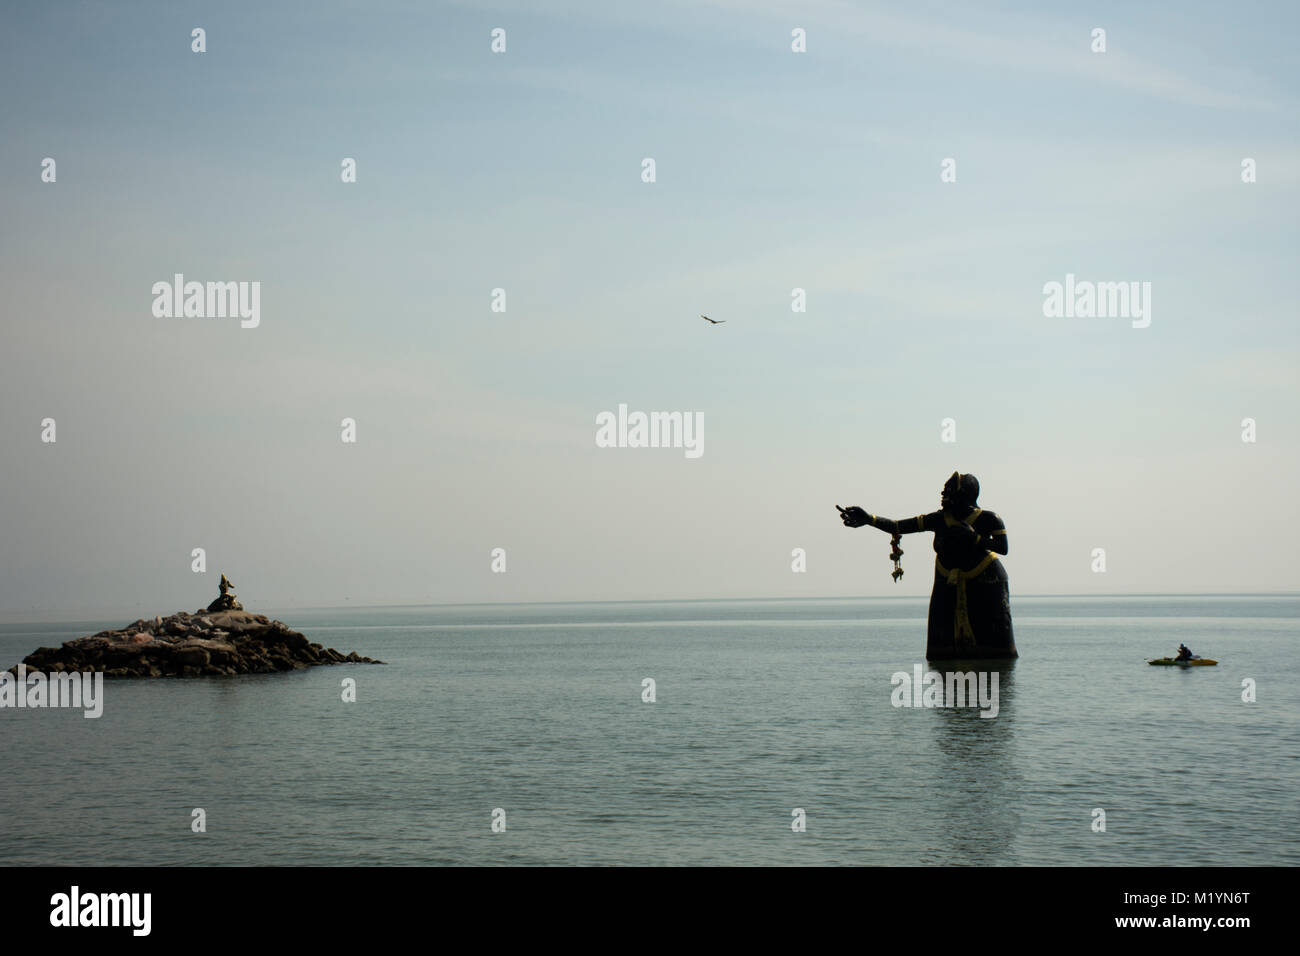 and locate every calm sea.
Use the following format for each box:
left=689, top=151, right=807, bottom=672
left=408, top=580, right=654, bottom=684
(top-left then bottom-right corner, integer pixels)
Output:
left=1, top=596, right=1296, bottom=866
